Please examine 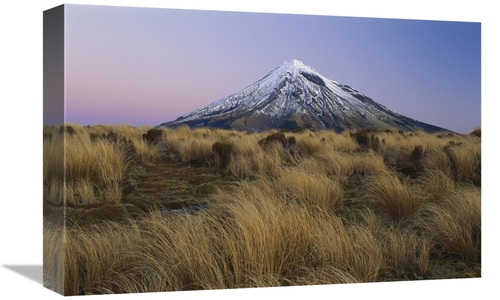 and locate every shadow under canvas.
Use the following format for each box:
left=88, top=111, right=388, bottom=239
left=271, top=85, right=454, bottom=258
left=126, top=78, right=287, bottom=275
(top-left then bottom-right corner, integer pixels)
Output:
left=3, top=265, right=43, bottom=285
